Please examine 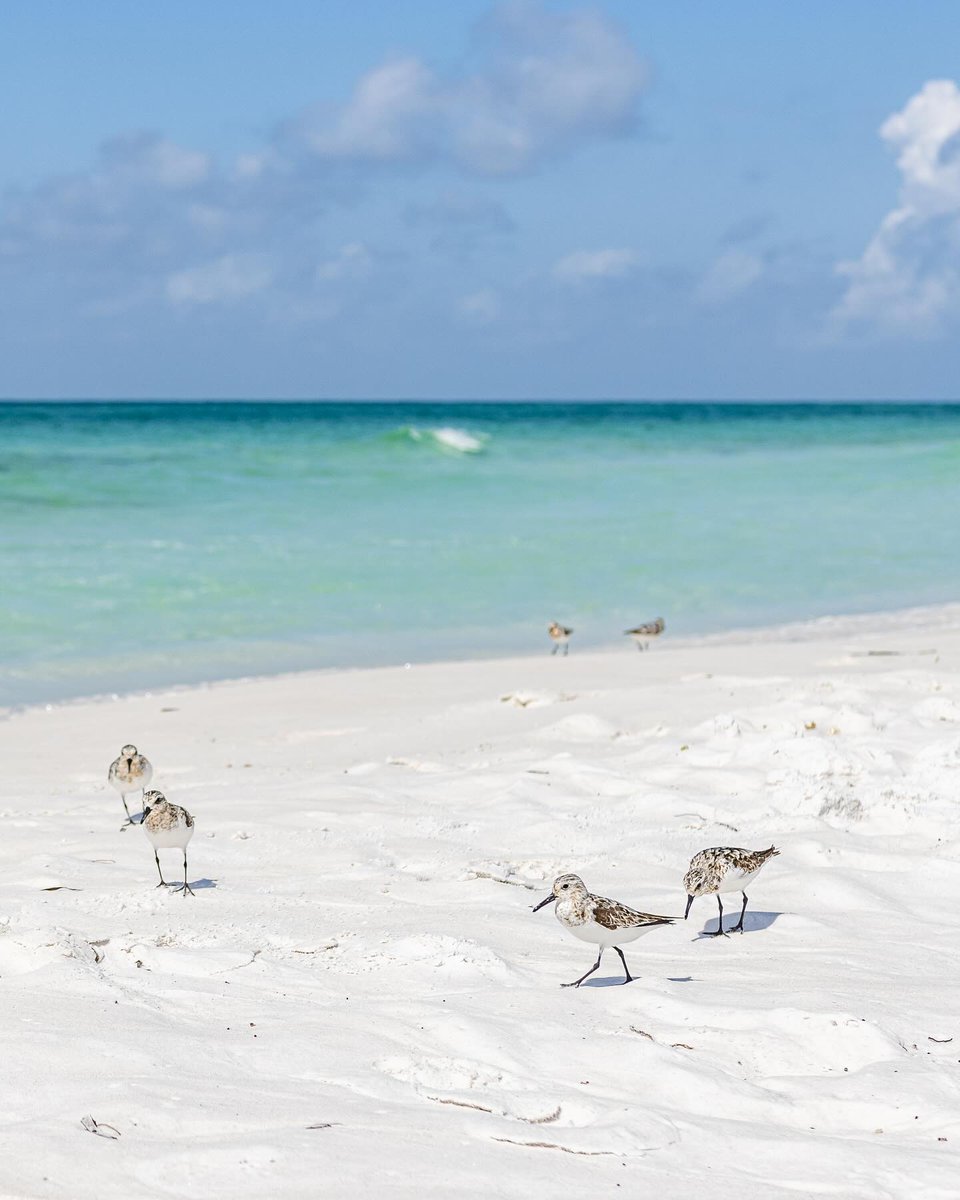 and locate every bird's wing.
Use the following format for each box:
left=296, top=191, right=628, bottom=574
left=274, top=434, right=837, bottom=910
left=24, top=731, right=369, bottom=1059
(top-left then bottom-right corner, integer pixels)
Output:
left=592, top=896, right=673, bottom=929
